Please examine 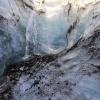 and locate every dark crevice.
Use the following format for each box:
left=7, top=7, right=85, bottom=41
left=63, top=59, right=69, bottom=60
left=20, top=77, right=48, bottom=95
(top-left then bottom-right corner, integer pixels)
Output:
left=67, top=19, right=78, bottom=33
left=68, top=3, right=71, bottom=15
left=24, top=3, right=34, bottom=10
